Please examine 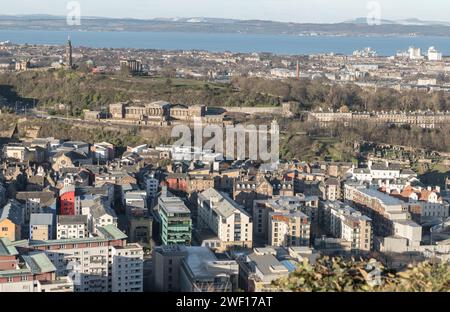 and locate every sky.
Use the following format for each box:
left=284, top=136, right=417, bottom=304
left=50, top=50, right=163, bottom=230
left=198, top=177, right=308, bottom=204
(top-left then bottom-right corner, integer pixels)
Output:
left=2, top=0, right=450, bottom=23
